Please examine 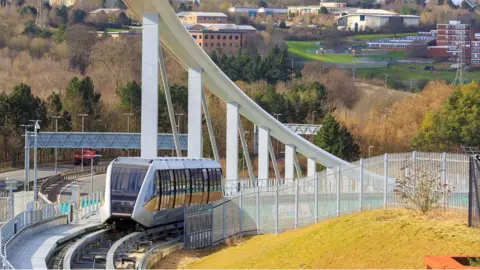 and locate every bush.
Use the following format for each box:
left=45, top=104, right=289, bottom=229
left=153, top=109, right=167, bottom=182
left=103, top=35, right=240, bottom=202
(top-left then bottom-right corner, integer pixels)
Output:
left=29, top=38, right=48, bottom=58
left=7, top=35, right=31, bottom=51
